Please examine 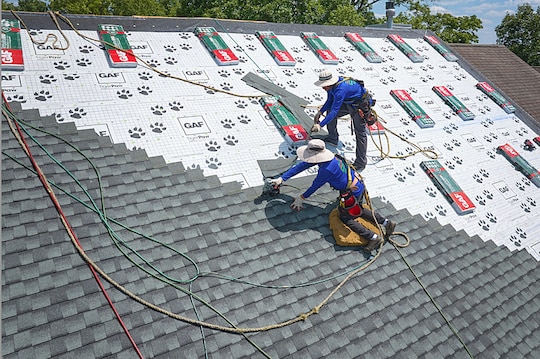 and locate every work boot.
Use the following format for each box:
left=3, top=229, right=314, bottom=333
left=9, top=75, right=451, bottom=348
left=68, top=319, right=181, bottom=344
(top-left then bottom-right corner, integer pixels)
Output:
left=384, top=220, right=396, bottom=240
left=363, top=235, right=383, bottom=253
left=312, top=134, right=339, bottom=146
